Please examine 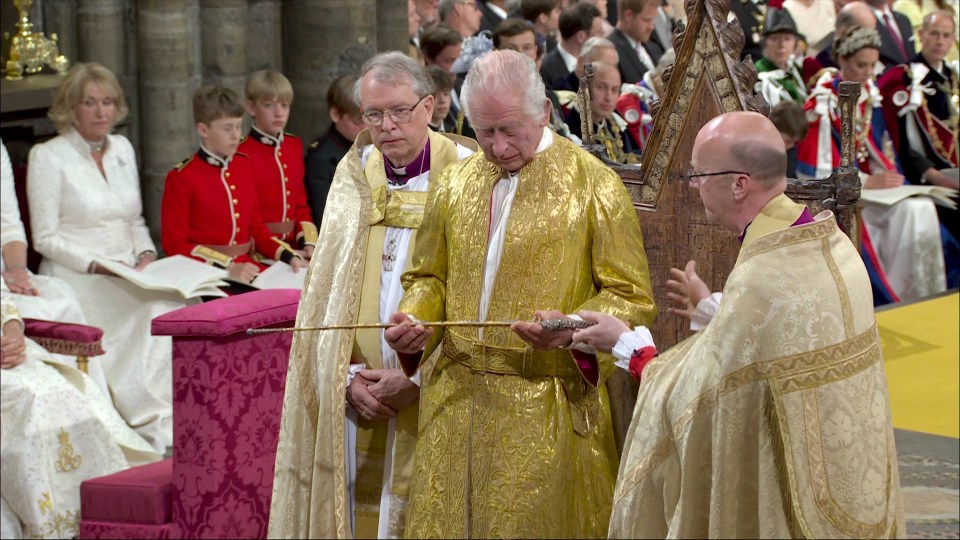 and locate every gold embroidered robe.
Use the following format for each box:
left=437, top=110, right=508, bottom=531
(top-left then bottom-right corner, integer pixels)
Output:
left=397, top=135, right=656, bottom=538
left=608, top=196, right=906, bottom=539
left=268, top=130, right=473, bottom=539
